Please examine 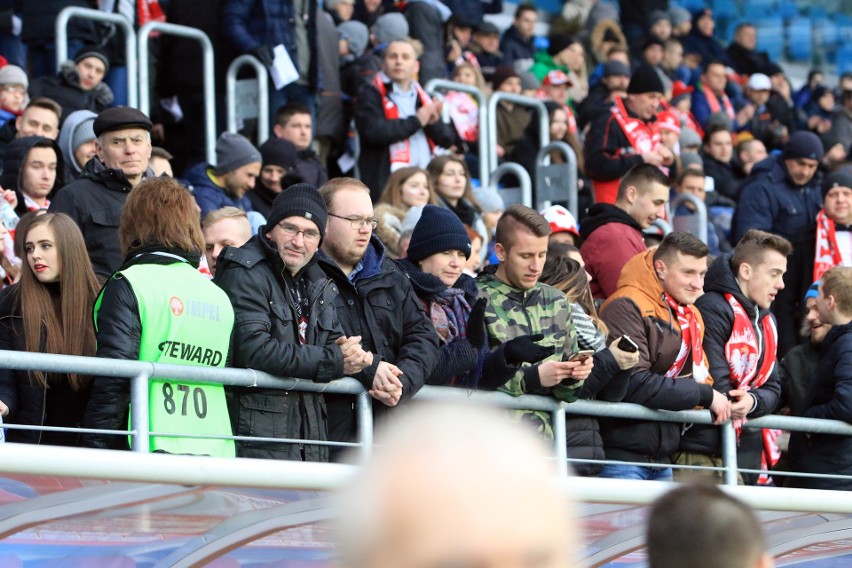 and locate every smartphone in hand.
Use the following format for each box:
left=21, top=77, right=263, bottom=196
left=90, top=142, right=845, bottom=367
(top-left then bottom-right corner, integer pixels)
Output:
left=617, top=335, right=639, bottom=353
